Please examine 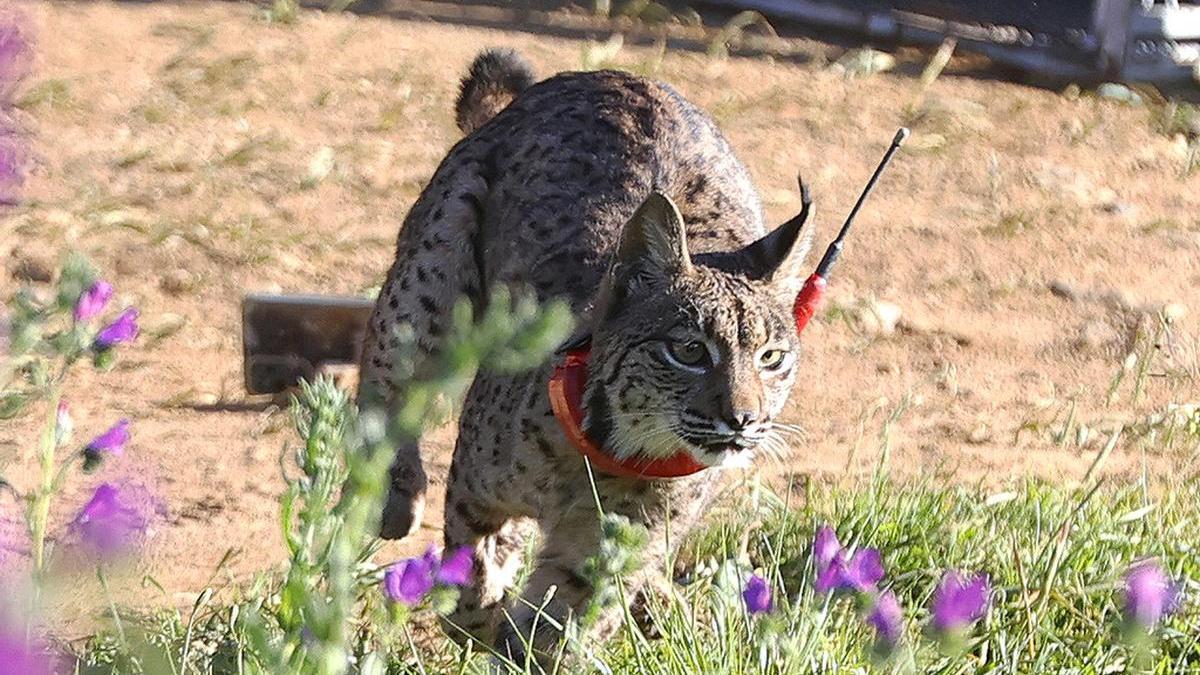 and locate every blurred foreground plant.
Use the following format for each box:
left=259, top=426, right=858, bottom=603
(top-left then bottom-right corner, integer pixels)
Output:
left=239, top=287, right=571, bottom=674
left=2, top=253, right=146, bottom=670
